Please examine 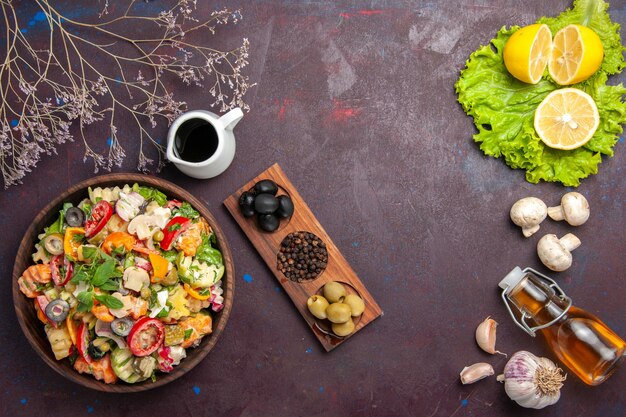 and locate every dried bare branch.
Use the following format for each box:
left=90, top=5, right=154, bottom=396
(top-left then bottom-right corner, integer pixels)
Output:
left=0, top=0, right=253, bottom=188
